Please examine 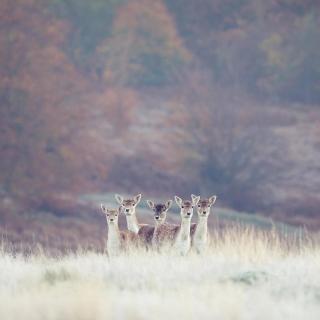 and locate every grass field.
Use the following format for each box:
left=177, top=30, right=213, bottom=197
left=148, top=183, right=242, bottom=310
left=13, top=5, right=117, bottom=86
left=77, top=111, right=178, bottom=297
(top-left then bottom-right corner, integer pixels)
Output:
left=0, top=226, right=319, bottom=320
